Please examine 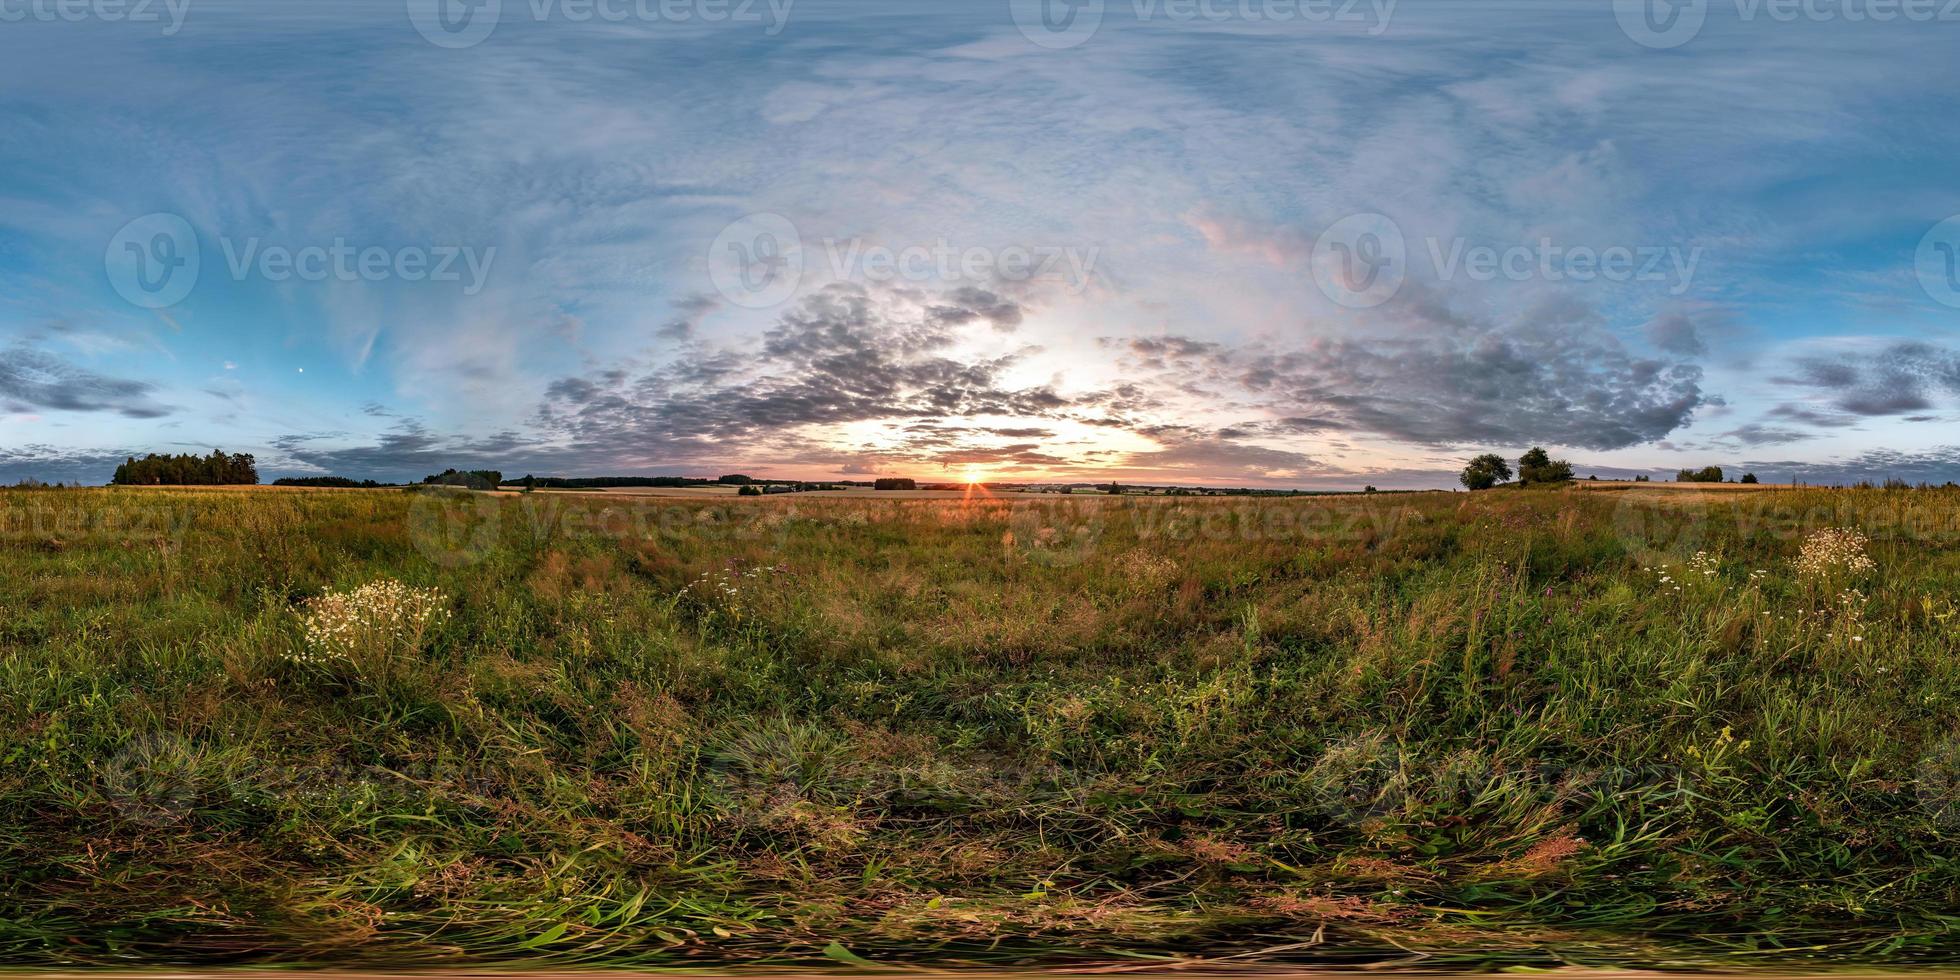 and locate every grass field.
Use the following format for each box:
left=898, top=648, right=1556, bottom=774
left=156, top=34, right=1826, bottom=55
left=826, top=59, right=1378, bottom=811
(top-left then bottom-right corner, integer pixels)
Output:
left=6, top=484, right=1960, bottom=969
